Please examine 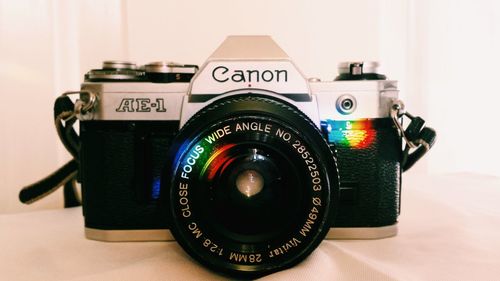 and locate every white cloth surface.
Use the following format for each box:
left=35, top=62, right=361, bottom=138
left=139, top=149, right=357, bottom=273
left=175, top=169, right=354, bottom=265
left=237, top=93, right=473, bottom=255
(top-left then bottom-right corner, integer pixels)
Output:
left=1, top=173, right=499, bottom=280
